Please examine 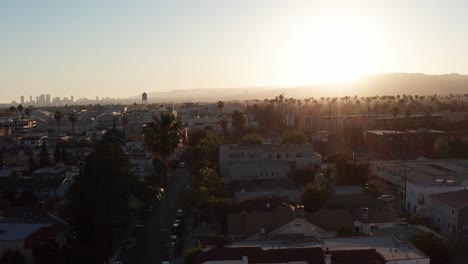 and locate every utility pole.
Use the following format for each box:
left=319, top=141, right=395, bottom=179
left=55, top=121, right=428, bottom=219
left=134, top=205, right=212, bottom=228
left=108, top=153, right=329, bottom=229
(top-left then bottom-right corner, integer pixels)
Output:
left=403, top=169, right=407, bottom=213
